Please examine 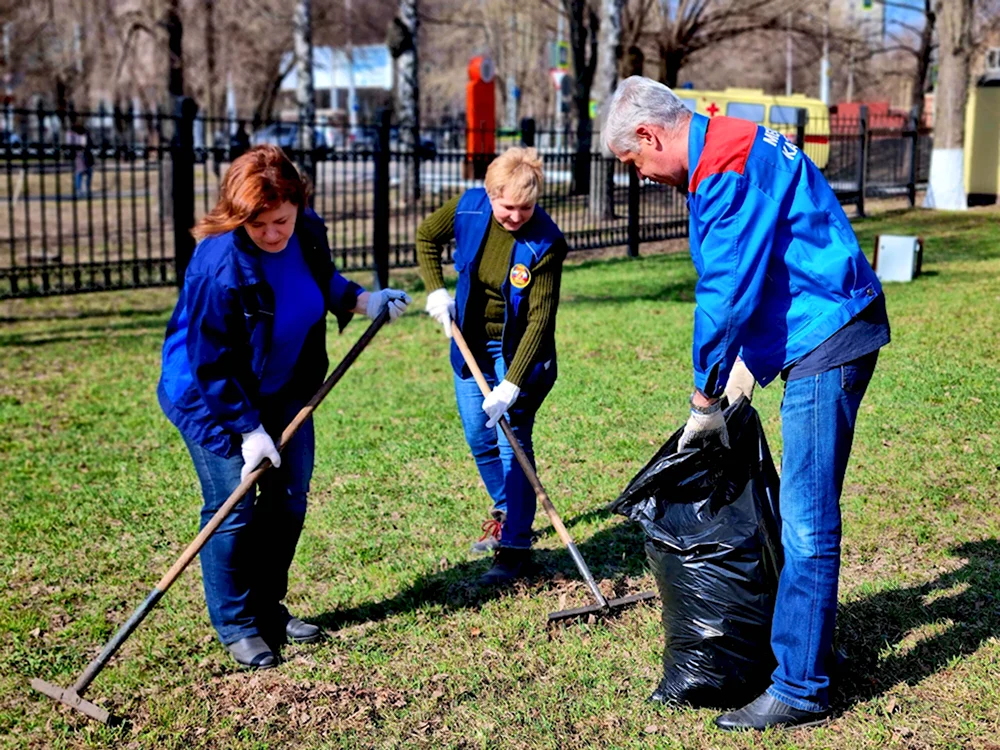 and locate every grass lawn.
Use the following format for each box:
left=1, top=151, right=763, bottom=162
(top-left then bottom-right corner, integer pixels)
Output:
left=1, top=208, right=998, bottom=749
